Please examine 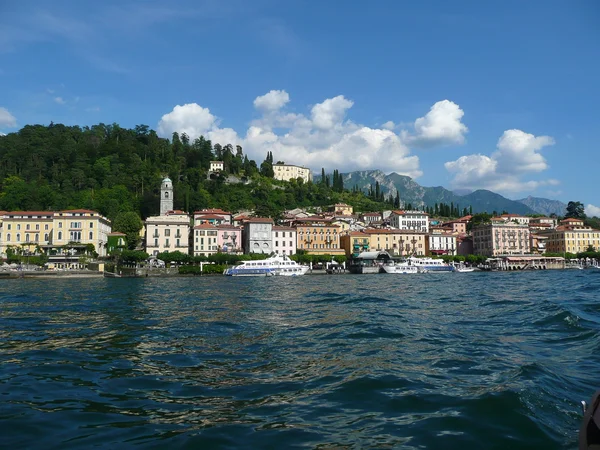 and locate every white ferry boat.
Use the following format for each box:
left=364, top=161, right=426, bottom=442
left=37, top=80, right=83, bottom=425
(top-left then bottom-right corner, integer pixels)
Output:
left=381, top=262, right=421, bottom=274
left=223, top=254, right=310, bottom=277
left=407, top=257, right=455, bottom=272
